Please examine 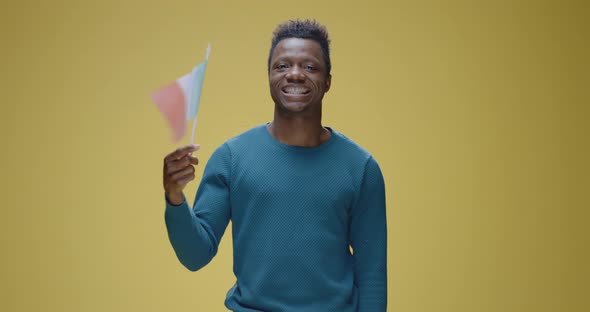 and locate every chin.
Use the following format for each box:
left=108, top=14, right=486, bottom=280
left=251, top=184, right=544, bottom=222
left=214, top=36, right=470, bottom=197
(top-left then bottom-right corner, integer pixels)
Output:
left=280, top=101, right=311, bottom=113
